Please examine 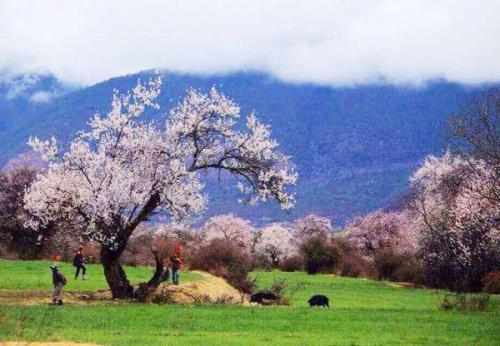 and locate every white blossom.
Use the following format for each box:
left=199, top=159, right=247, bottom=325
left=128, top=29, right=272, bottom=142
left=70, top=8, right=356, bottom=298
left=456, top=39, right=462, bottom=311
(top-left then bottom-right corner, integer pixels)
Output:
left=410, top=151, right=499, bottom=265
left=344, top=209, right=420, bottom=256
left=254, top=223, right=297, bottom=265
left=292, top=214, right=333, bottom=241
left=201, top=213, right=255, bottom=252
